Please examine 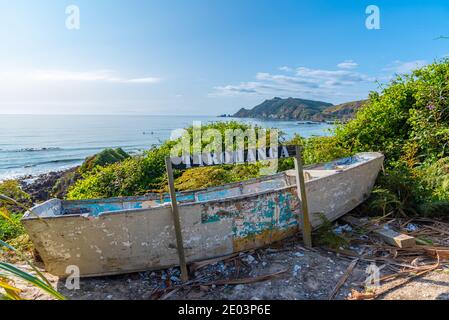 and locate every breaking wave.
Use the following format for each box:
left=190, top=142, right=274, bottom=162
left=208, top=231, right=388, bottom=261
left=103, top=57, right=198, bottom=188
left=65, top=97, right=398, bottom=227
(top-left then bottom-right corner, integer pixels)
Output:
left=0, top=147, right=63, bottom=153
